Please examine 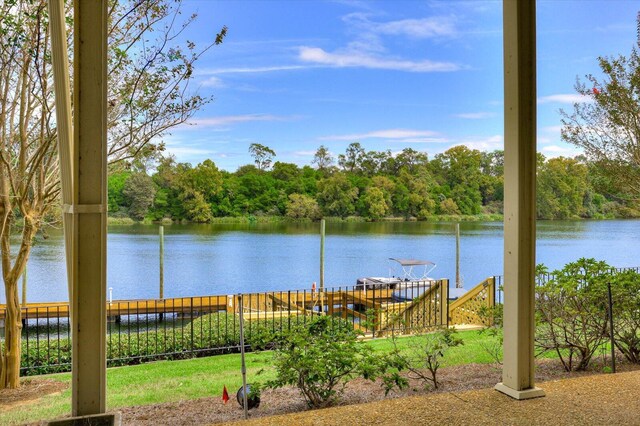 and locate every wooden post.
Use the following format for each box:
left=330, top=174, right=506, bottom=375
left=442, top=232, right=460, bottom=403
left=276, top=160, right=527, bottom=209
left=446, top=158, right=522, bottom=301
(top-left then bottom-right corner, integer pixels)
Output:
left=48, top=0, right=74, bottom=309
left=21, top=266, right=27, bottom=308
left=159, top=225, right=164, bottom=299
left=319, top=219, right=325, bottom=313
left=495, top=0, right=544, bottom=401
left=439, top=279, right=449, bottom=327
left=455, top=223, right=461, bottom=288
left=327, top=293, right=334, bottom=316
left=71, top=0, right=108, bottom=415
